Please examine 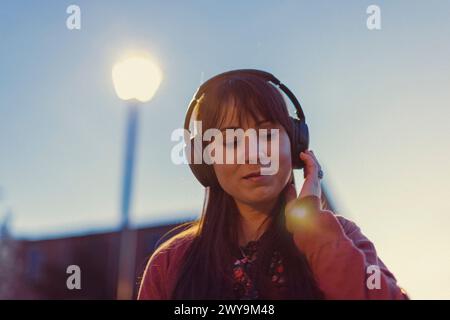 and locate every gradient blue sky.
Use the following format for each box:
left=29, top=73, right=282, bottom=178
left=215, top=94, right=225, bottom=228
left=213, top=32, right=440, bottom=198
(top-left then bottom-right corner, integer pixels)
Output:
left=1, top=0, right=449, bottom=299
